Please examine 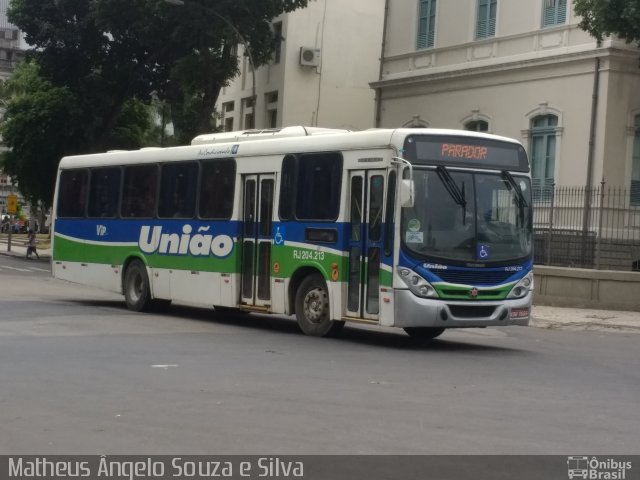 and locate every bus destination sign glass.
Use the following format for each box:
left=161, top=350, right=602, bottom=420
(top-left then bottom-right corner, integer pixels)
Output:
left=404, top=135, right=529, bottom=171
